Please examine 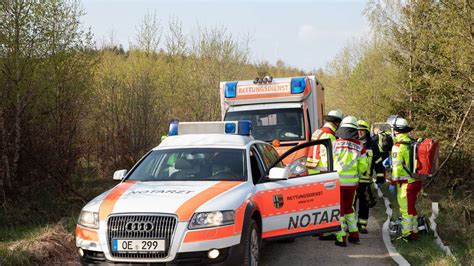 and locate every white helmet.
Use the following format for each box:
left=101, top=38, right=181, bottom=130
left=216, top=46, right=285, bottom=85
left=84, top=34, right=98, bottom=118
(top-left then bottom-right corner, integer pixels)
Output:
left=393, top=117, right=413, bottom=133
left=324, top=110, right=343, bottom=123
left=340, top=116, right=358, bottom=129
